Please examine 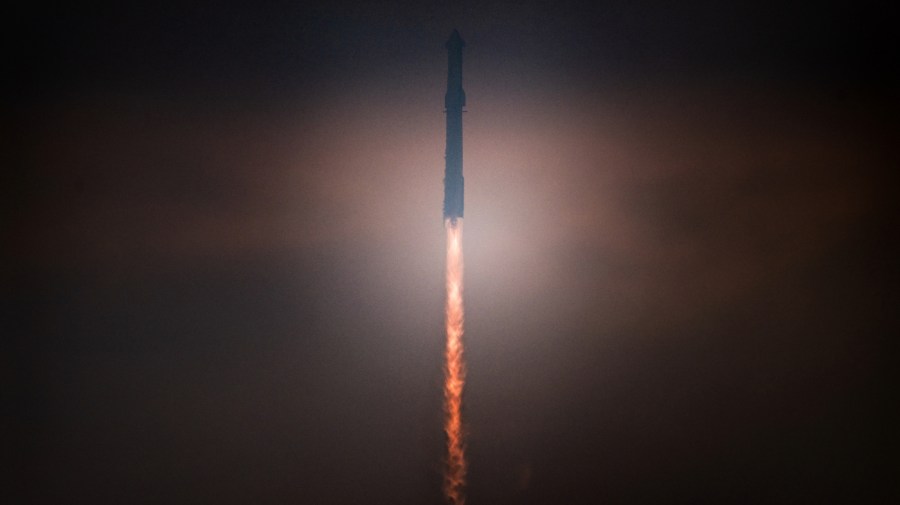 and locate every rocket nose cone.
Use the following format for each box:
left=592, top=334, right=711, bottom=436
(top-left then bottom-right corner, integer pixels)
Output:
left=446, top=29, right=465, bottom=49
